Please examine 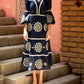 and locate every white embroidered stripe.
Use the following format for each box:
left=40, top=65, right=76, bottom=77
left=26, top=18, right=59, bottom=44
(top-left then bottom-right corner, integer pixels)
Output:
left=34, top=0, right=38, bottom=14
left=29, top=14, right=45, bottom=16
left=28, top=37, right=46, bottom=40
left=23, top=52, right=52, bottom=56
left=39, top=0, right=43, bottom=14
